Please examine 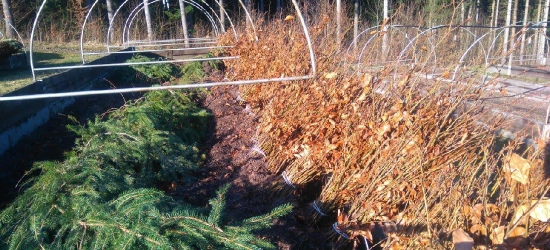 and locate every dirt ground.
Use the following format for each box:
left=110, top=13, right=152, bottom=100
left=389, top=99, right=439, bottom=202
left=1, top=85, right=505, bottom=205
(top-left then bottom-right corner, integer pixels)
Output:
left=172, top=85, right=333, bottom=249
